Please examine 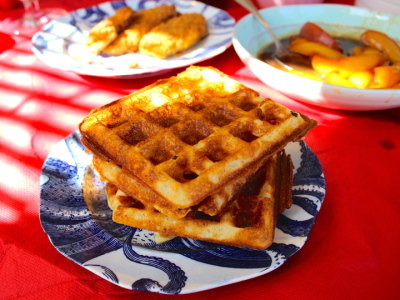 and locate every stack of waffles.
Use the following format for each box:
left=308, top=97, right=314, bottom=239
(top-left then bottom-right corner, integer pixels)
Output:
left=79, top=66, right=317, bottom=249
